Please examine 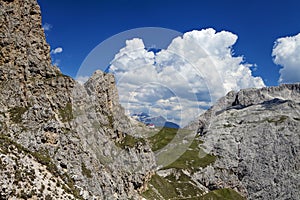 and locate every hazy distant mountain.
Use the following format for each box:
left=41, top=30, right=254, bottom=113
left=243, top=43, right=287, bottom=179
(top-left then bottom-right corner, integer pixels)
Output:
left=132, top=112, right=180, bottom=128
